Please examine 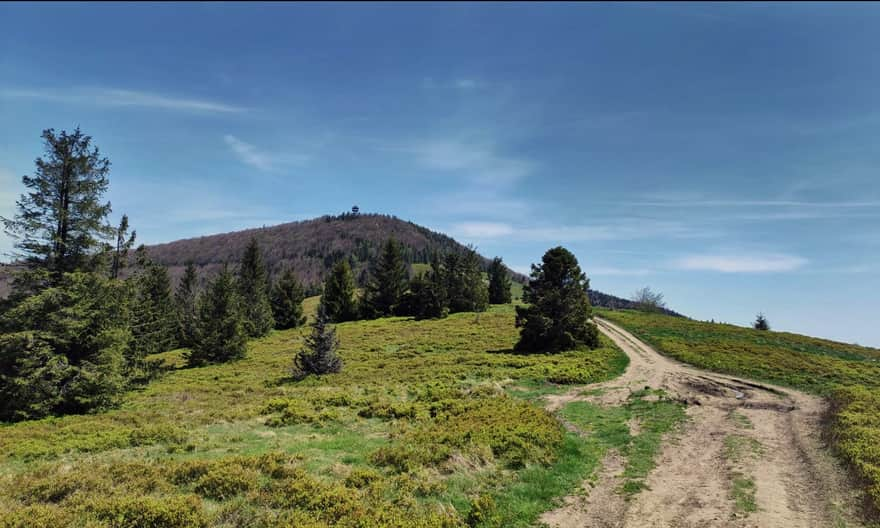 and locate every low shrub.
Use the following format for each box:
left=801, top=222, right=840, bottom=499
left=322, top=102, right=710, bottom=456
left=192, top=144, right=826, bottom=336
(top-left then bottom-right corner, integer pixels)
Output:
left=372, top=395, right=563, bottom=472
left=829, top=385, right=880, bottom=513
left=345, top=467, right=383, bottom=488
left=85, top=494, right=209, bottom=528
left=0, top=504, right=73, bottom=528
left=194, top=465, right=259, bottom=500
